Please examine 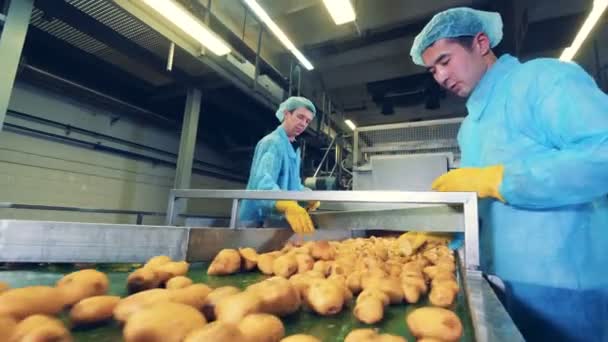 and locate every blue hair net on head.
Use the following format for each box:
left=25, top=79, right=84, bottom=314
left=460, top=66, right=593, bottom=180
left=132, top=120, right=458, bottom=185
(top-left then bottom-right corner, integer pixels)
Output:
left=410, top=7, right=503, bottom=66
left=275, top=96, right=316, bottom=122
